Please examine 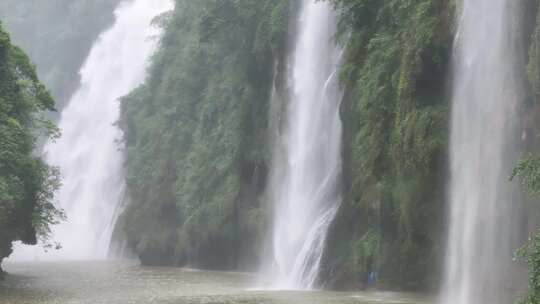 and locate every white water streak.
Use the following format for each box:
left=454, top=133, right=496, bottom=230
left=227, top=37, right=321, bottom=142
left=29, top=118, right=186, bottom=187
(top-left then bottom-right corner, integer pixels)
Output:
left=441, top=1, right=523, bottom=303
left=9, top=0, right=173, bottom=261
left=268, top=0, right=343, bottom=290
